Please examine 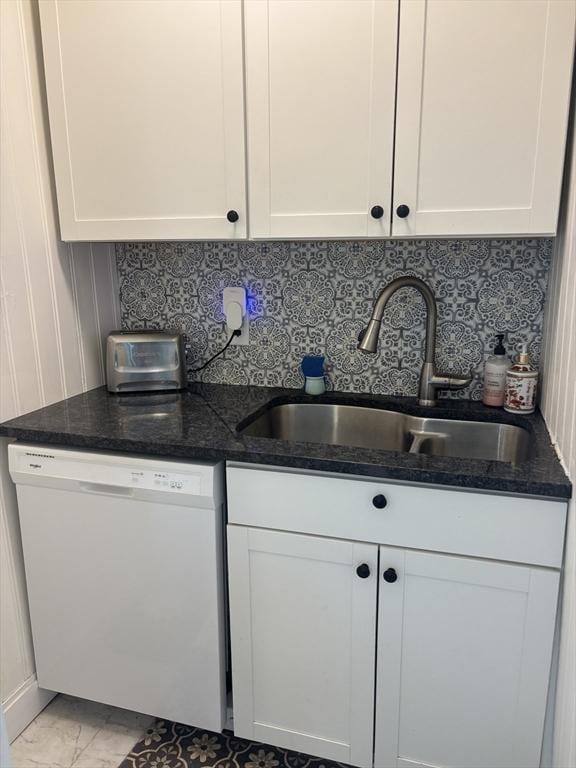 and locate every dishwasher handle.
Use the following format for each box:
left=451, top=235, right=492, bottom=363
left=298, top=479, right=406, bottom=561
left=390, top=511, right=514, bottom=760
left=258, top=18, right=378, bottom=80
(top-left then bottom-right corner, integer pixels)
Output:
left=78, top=481, right=135, bottom=497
